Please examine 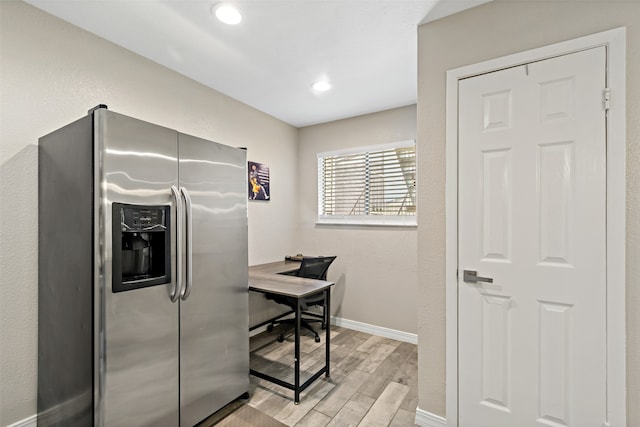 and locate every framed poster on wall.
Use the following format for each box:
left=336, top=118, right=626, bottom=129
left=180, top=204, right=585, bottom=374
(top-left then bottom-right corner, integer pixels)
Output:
left=248, top=161, right=270, bottom=201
